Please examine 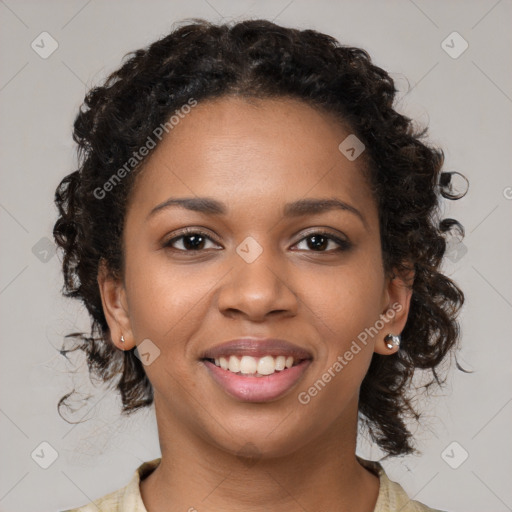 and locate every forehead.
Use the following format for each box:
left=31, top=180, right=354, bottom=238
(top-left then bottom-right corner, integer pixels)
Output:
left=127, top=96, right=376, bottom=223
